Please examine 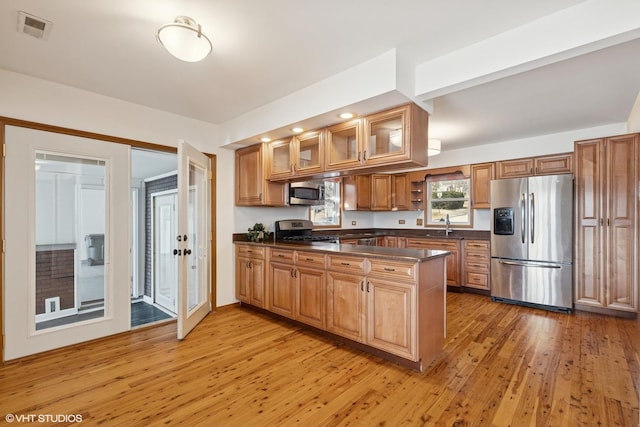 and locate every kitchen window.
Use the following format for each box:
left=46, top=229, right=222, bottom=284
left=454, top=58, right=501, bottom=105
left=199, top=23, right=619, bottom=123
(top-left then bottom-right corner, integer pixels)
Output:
left=309, top=179, right=341, bottom=227
left=426, top=175, right=471, bottom=227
